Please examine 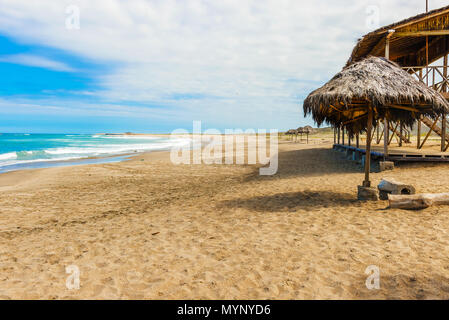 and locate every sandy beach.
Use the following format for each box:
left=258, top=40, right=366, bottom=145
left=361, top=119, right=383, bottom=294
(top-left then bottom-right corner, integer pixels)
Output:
left=1, top=137, right=449, bottom=299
